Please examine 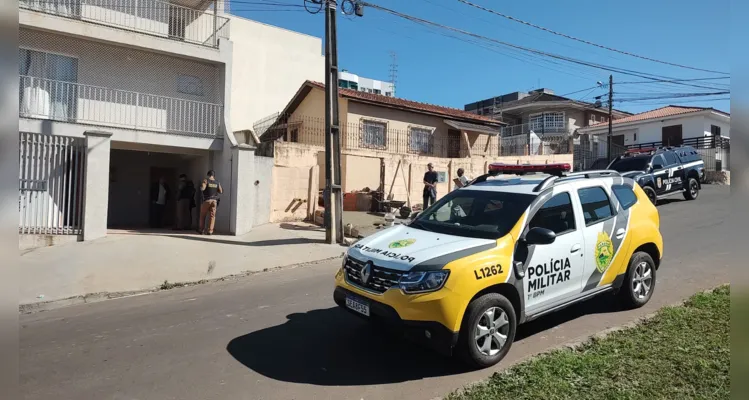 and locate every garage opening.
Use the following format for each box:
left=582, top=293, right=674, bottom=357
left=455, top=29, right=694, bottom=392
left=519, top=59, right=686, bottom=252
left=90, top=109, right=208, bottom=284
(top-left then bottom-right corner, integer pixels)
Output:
left=108, top=148, right=211, bottom=230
